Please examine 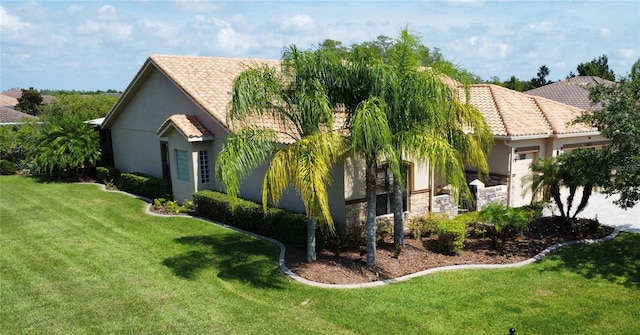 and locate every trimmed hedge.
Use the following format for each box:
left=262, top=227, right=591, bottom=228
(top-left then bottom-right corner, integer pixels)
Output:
left=193, top=190, right=310, bottom=249
left=0, top=159, right=17, bottom=175
left=96, top=166, right=121, bottom=184
left=118, top=172, right=172, bottom=200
